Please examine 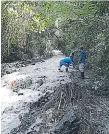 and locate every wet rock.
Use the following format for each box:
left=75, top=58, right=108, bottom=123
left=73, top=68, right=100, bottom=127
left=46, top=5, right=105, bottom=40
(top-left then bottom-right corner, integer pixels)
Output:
left=26, top=59, right=32, bottom=64
left=25, top=77, right=32, bottom=87
left=19, top=114, right=22, bottom=121
left=21, top=64, right=25, bottom=67
left=12, top=88, right=19, bottom=93
left=1, top=55, right=47, bottom=77
left=38, top=76, right=47, bottom=79
left=18, top=93, right=24, bottom=96
left=30, top=93, right=50, bottom=110
left=53, top=109, right=80, bottom=134
left=1, top=62, right=24, bottom=76
left=59, top=76, right=64, bottom=78
left=1, top=57, right=45, bottom=77
left=27, top=130, right=36, bottom=134
left=31, top=57, right=44, bottom=63
left=37, top=79, right=43, bottom=87
left=6, top=70, right=11, bottom=74
left=60, top=79, right=65, bottom=81
left=91, top=86, right=95, bottom=91
left=6, top=68, right=16, bottom=74
left=12, top=77, right=32, bottom=92
left=41, top=59, right=45, bottom=62
left=31, top=62, right=35, bottom=65
left=30, top=101, right=41, bottom=109
left=38, top=93, right=41, bottom=96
